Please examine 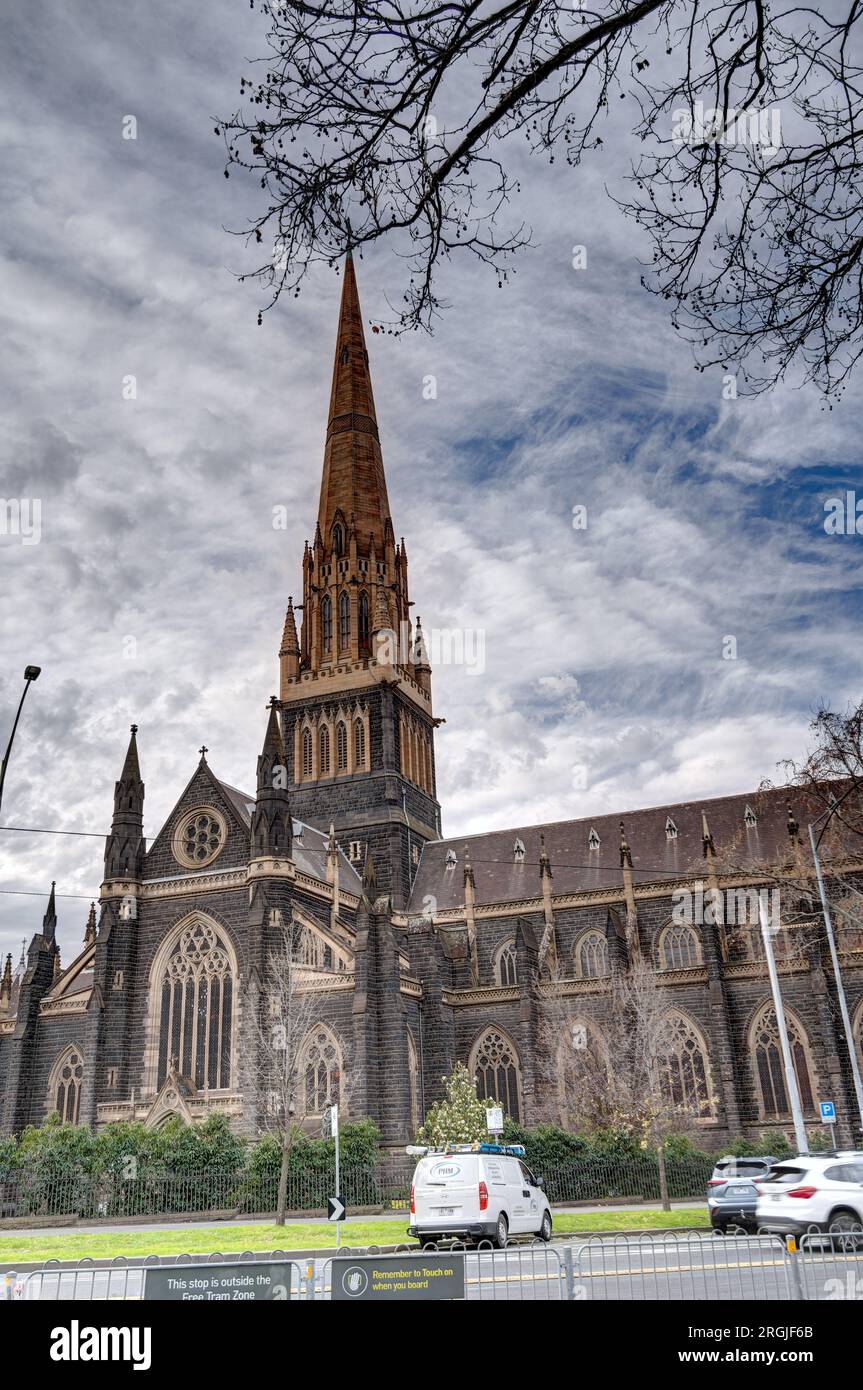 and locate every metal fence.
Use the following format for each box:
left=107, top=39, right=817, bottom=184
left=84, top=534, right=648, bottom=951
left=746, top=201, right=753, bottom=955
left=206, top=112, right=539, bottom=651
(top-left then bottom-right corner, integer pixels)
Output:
left=0, top=1166, right=385, bottom=1221
left=6, top=1233, right=863, bottom=1302
left=0, top=1154, right=713, bottom=1222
